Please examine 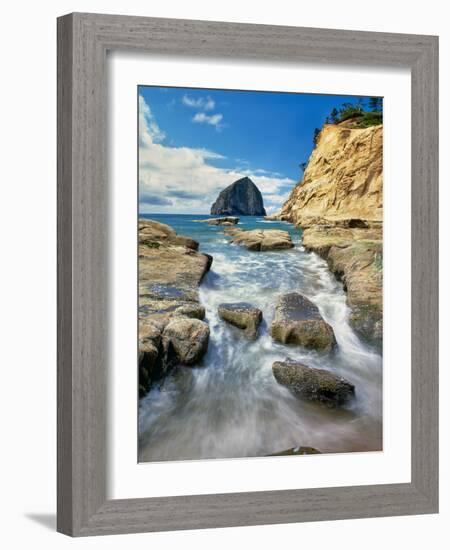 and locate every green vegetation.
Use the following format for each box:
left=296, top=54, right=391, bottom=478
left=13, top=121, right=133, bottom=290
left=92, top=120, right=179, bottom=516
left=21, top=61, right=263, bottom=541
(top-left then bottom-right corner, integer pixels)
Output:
left=325, top=97, right=383, bottom=129
left=369, top=97, right=382, bottom=111
left=313, top=127, right=321, bottom=146
left=373, top=252, right=383, bottom=271
left=311, top=97, right=382, bottom=147
left=142, top=240, right=161, bottom=249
